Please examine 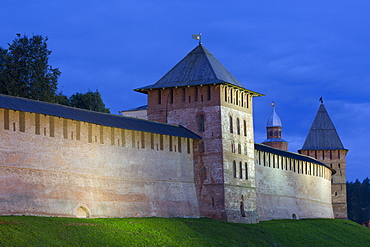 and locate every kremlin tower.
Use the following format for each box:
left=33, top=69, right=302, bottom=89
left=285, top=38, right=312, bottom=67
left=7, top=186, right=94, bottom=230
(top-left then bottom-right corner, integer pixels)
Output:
left=262, top=103, right=288, bottom=151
